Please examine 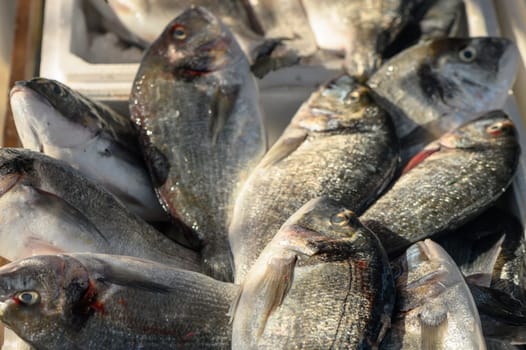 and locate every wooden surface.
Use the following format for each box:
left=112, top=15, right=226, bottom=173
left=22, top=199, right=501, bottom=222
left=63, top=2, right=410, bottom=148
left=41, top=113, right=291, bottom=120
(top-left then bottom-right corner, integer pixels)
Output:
left=3, top=0, right=44, bottom=147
